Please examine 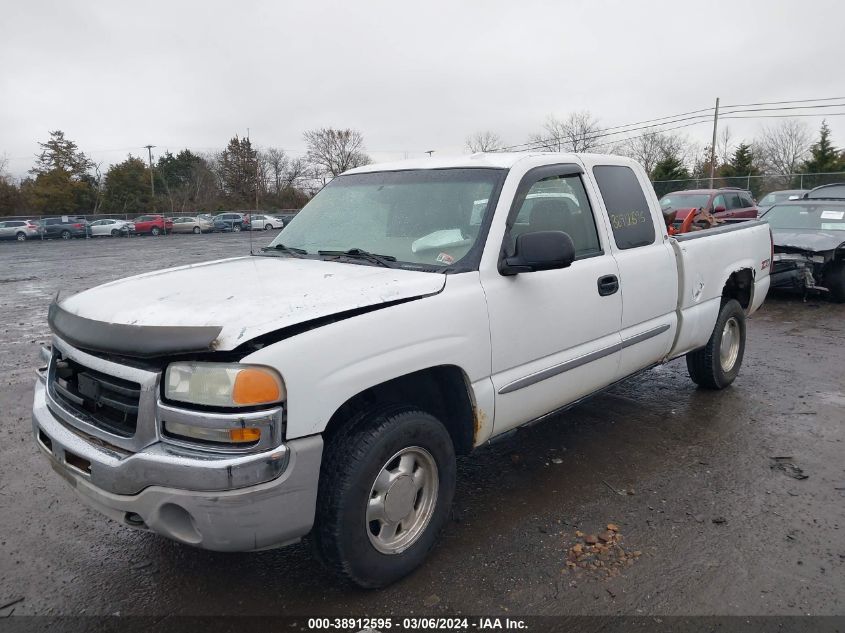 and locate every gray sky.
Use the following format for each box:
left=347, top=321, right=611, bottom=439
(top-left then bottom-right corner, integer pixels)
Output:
left=2, top=0, right=844, bottom=177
